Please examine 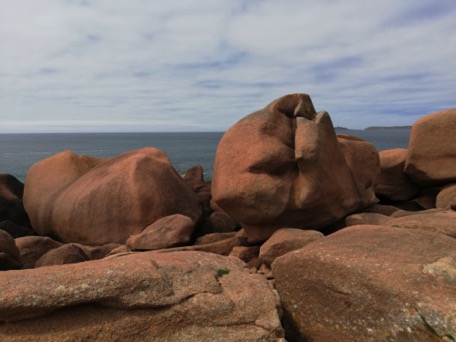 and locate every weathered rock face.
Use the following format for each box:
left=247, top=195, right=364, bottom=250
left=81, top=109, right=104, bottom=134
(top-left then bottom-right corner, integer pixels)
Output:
left=375, top=148, right=420, bottom=201
left=212, top=94, right=375, bottom=242
left=272, top=226, right=456, bottom=341
left=0, top=230, right=21, bottom=270
left=126, top=214, right=195, bottom=251
left=405, top=108, right=456, bottom=186
left=24, top=148, right=201, bottom=245
left=0, top=251, right=284, bottom=341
